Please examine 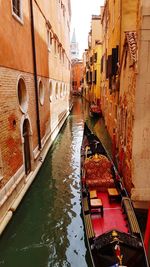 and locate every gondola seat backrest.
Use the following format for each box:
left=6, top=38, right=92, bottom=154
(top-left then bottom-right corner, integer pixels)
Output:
left=84, top=154, right=115, bottom=190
